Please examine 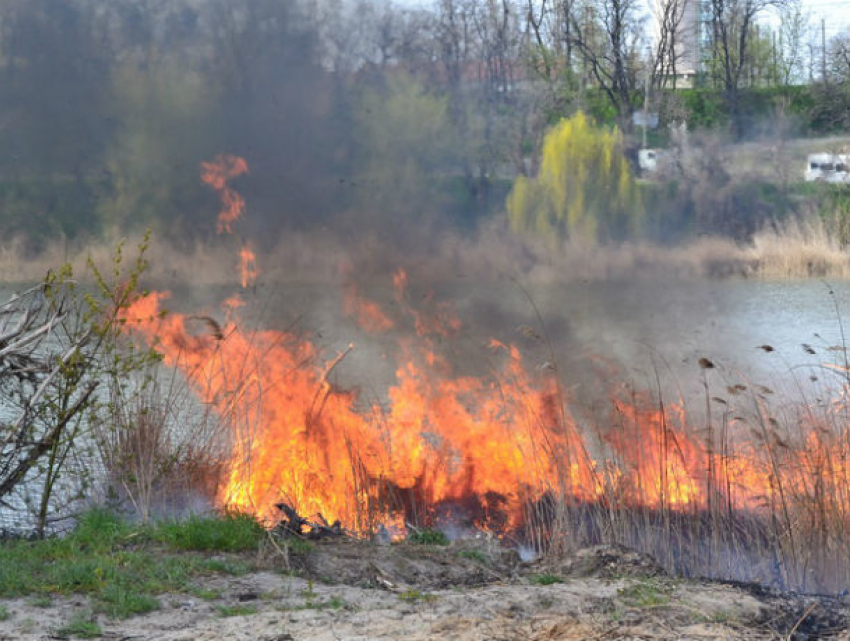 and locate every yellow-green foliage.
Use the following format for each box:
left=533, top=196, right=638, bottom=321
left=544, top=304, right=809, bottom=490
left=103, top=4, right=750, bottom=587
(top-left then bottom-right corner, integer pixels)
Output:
left=507, top=111, right=640, bottom=242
